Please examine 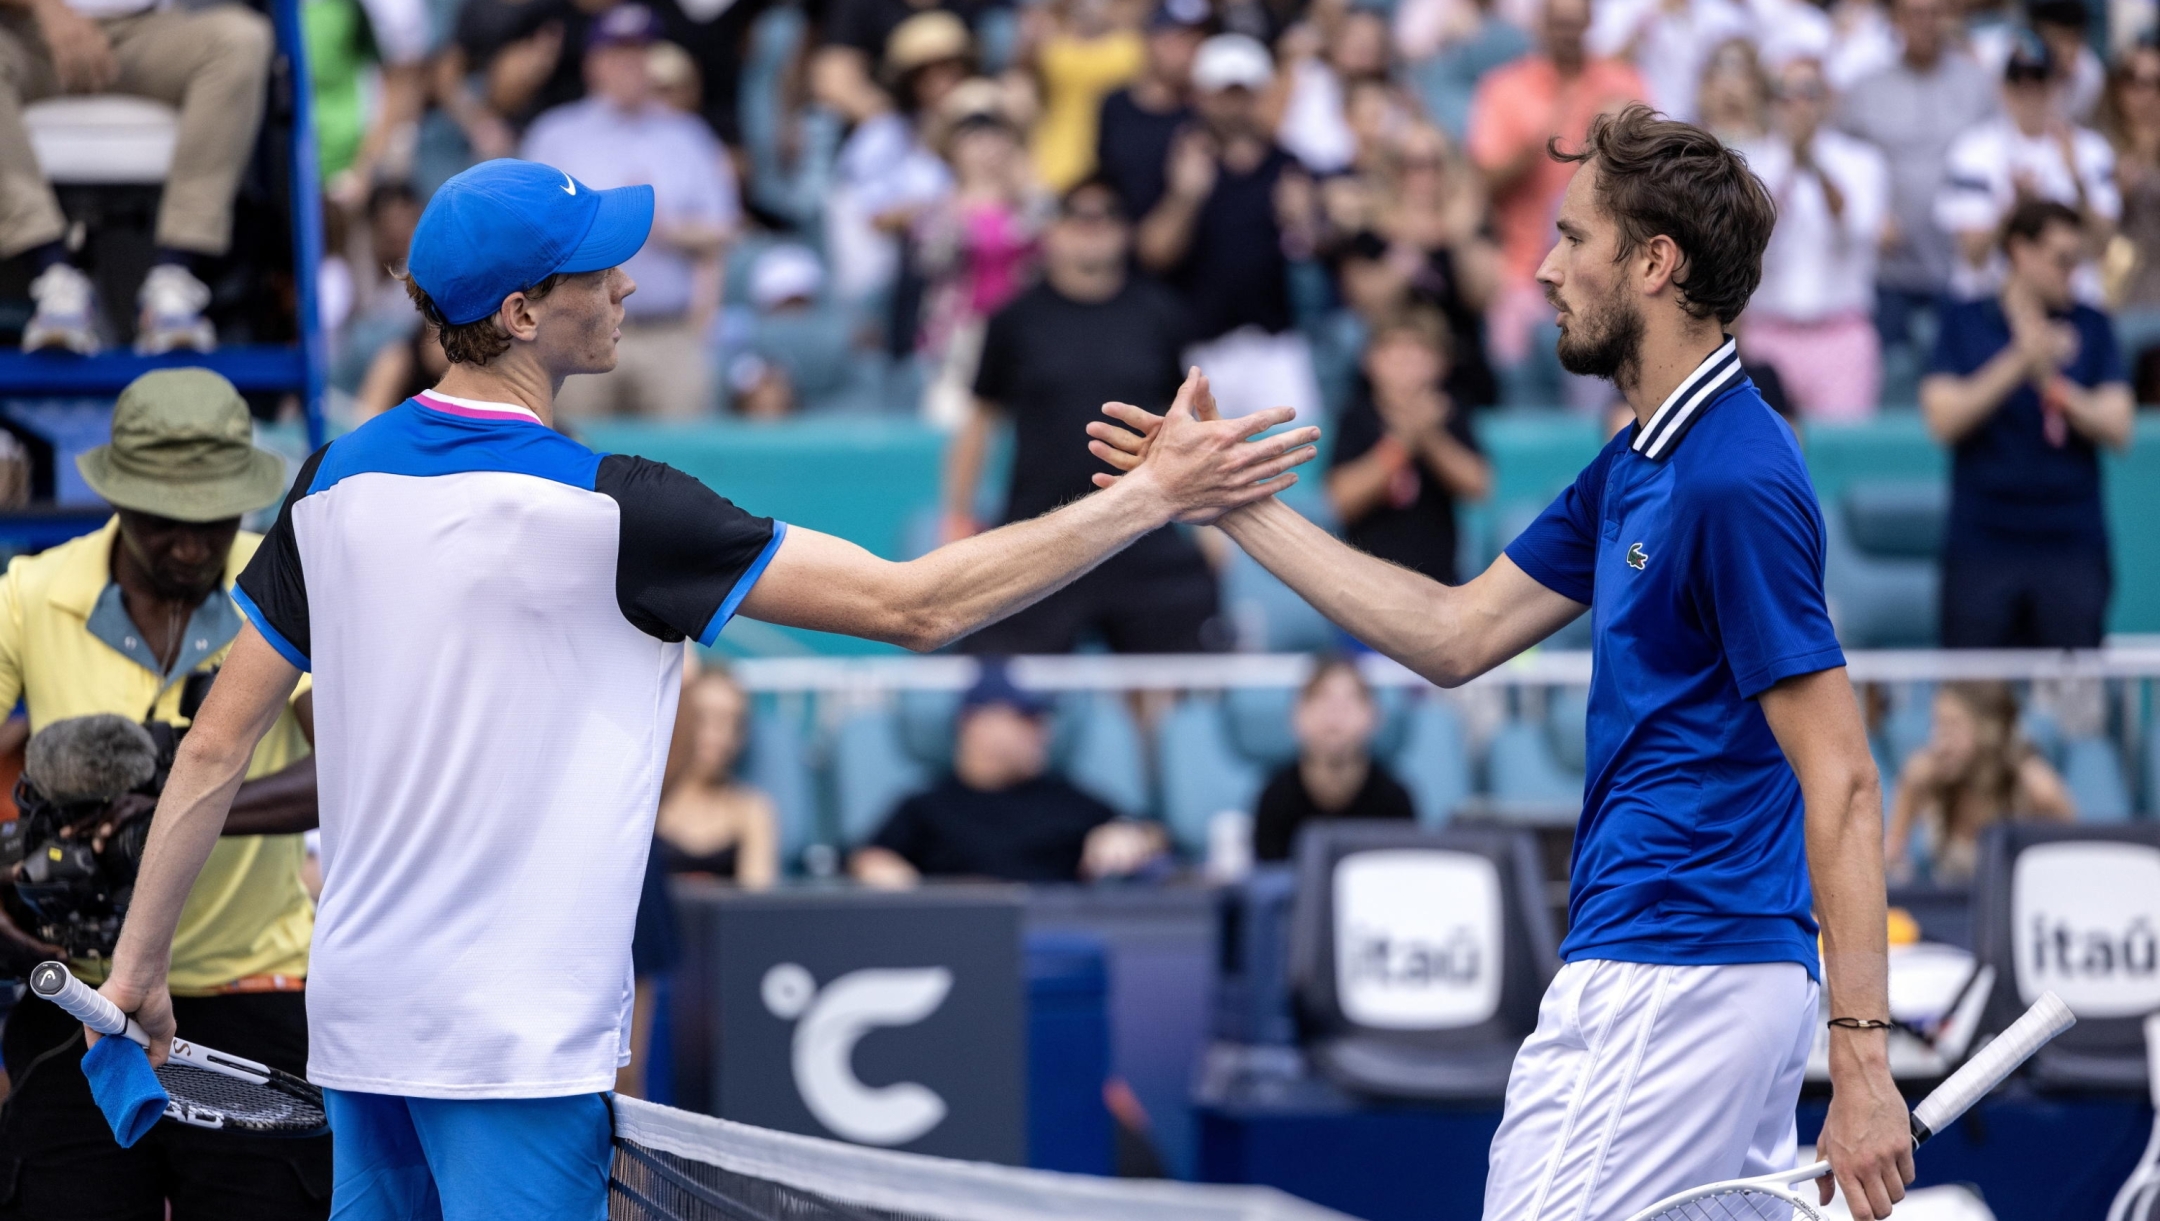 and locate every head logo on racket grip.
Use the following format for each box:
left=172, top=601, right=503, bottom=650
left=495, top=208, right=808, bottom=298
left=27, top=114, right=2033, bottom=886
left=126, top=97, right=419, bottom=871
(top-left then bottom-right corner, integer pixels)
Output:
left=761, top=963, right=954, bottom=1147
